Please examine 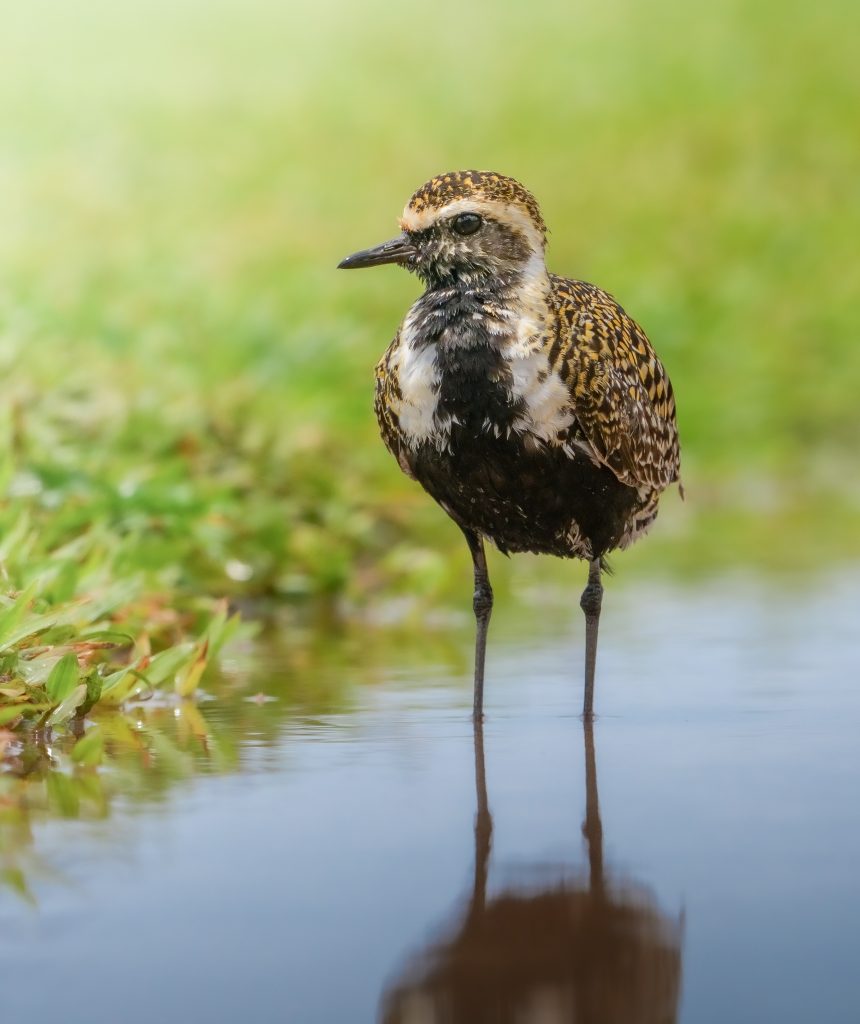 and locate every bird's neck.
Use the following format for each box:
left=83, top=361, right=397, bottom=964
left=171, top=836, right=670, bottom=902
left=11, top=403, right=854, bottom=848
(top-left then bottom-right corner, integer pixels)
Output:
left=406, top=255, right=552, bottom=355
left=393, top=255, right=557, bottom=447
